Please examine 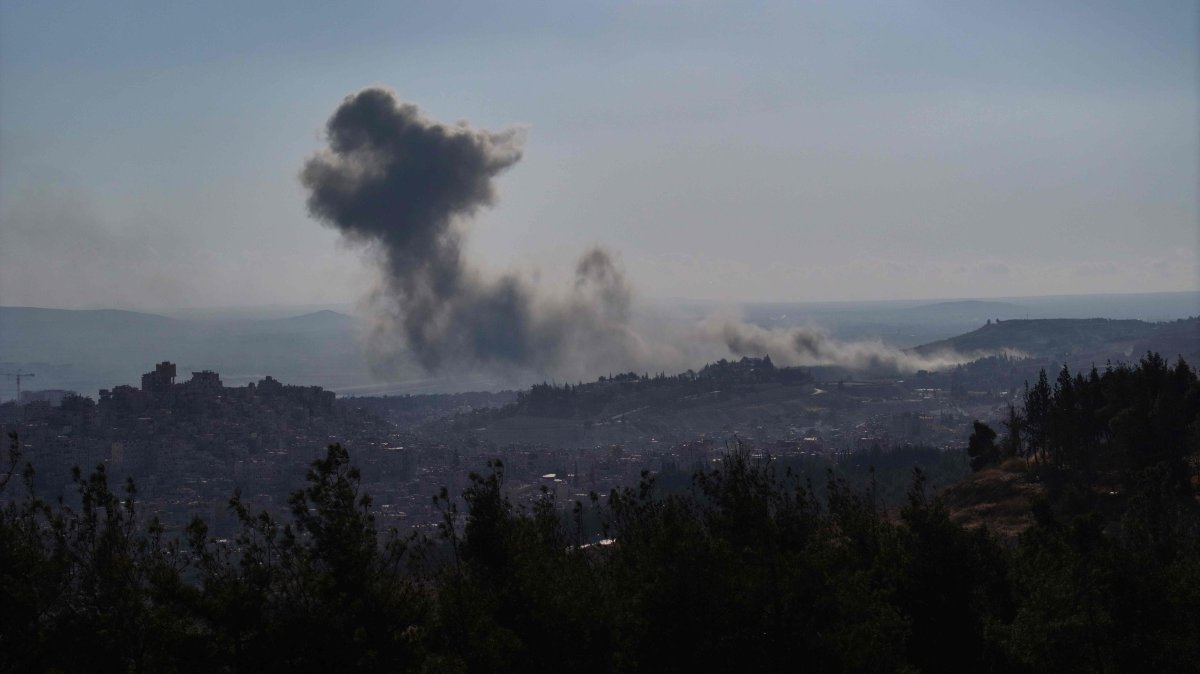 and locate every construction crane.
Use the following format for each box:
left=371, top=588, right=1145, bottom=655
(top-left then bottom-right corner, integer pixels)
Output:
left=1, top=371, right=35, bottom=403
